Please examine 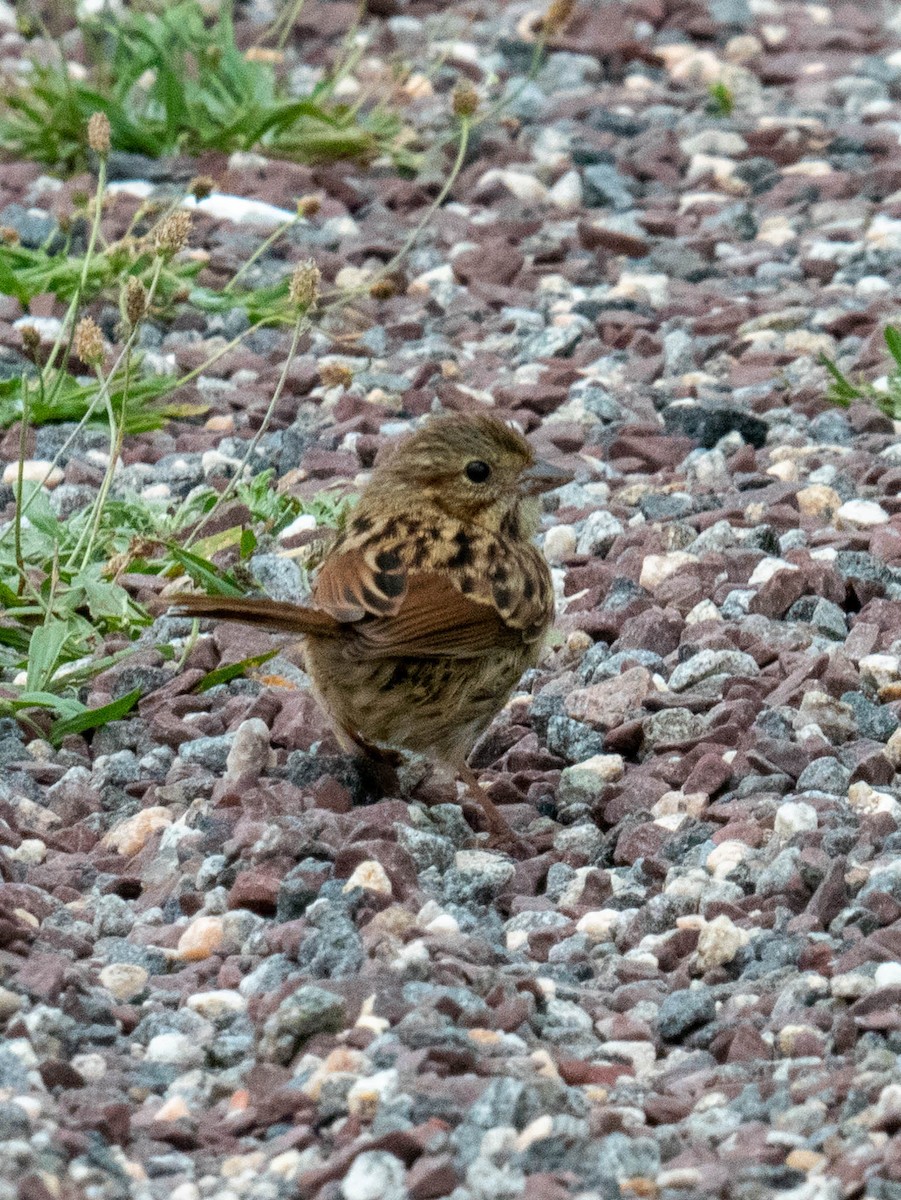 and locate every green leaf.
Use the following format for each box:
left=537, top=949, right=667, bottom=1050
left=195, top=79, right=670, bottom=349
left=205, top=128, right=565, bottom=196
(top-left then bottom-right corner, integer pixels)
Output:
left=196, top=649, right=278, bottom=692
left=79, top=574, right=133, bottom=621
left=885, top=325, right=901, bottom=370
left=8, top=690, right=85, bottom=718
left=166, top=545, right=245, bottom=596
left=49, top=687, right=141, bottom=742
left=26, top=619, right=70, bottom=692
left=240, top=528, right=257, bottom=558
left=0, top=255, right=31, bottom=305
